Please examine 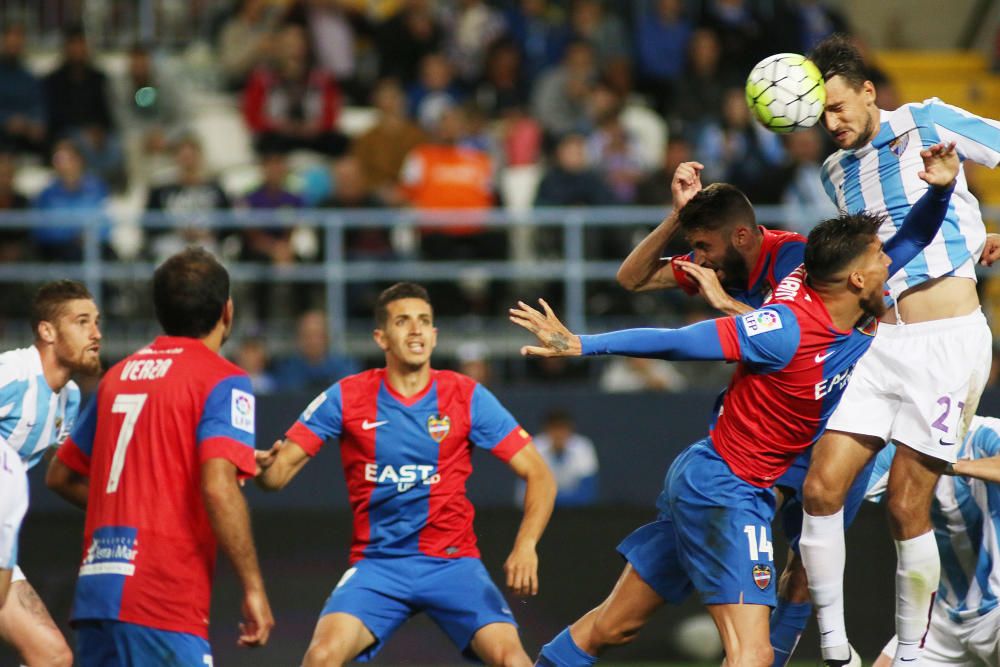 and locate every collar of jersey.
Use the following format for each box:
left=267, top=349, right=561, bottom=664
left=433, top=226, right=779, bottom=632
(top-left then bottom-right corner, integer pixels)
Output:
left=151, top=335, right=210, bottom=353
left=380, top=368, right=436, bottom=407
